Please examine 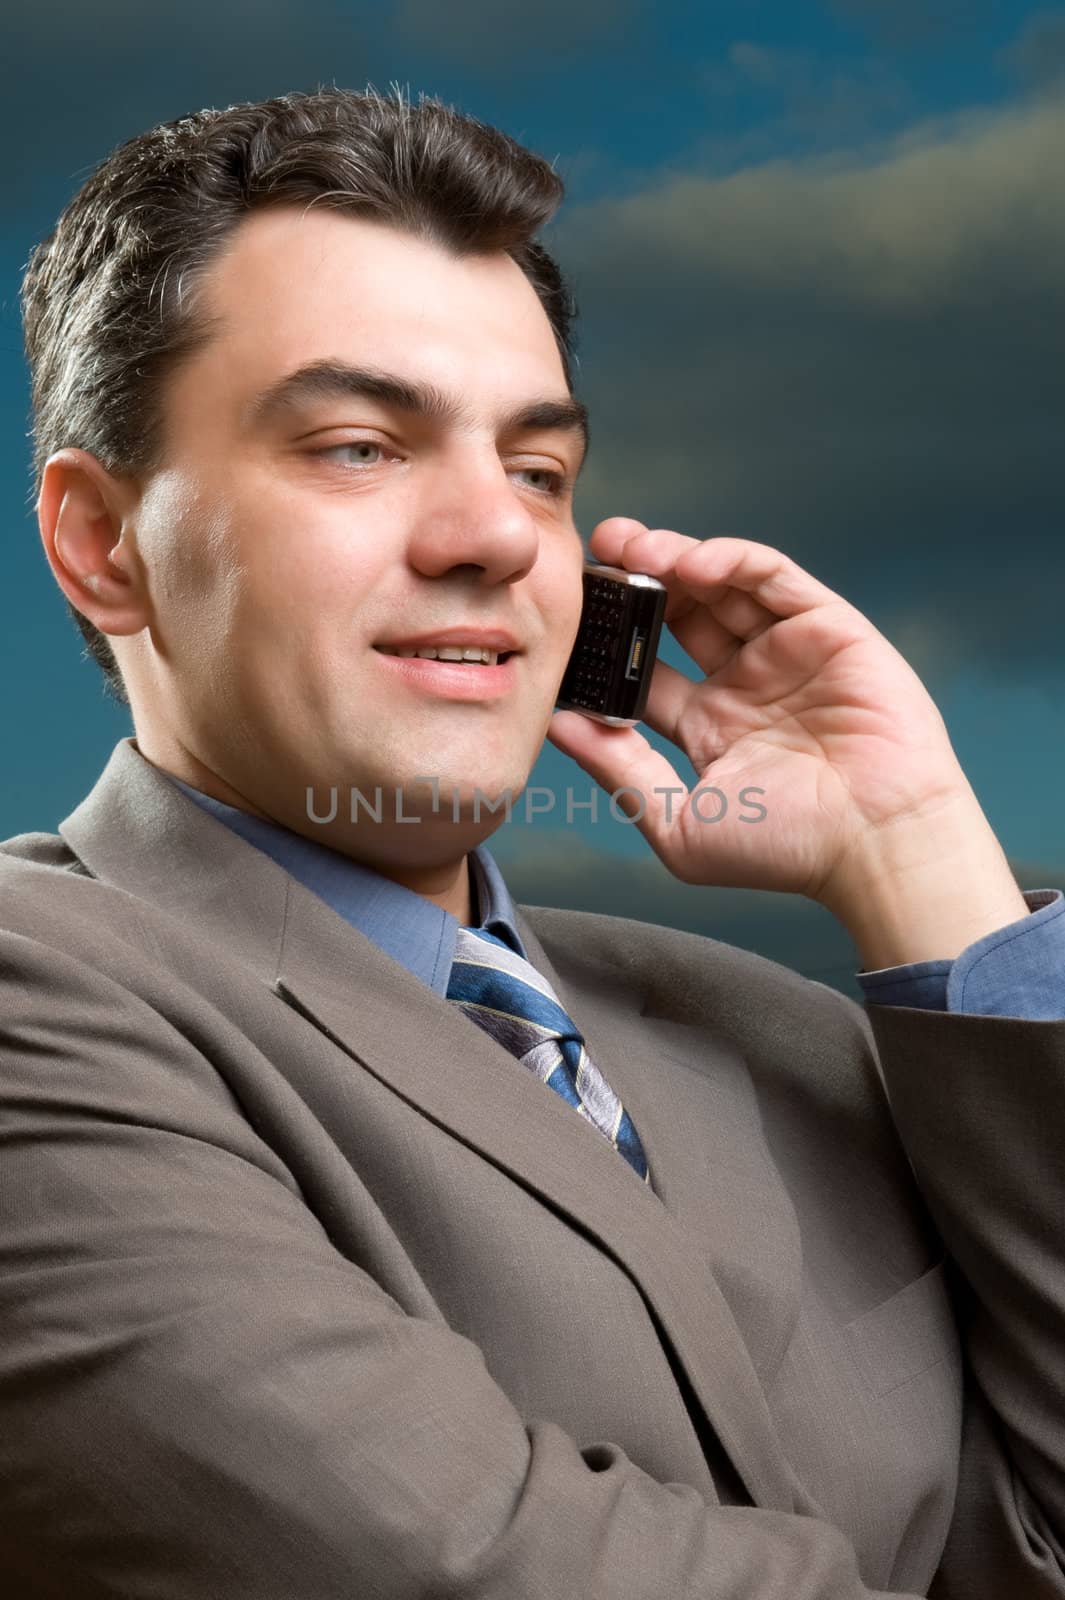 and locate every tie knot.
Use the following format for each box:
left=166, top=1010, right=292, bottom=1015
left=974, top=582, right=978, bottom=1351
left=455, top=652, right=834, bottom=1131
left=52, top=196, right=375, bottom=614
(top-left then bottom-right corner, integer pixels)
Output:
left=447, top=925, right=582, bottom=1047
